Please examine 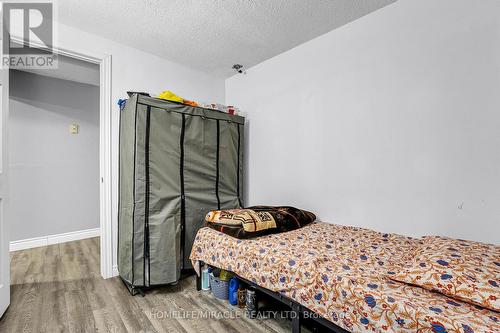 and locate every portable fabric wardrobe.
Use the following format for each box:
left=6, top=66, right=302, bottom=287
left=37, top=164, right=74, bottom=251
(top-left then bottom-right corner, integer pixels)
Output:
left=118, top=93, right=244, bottom=294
